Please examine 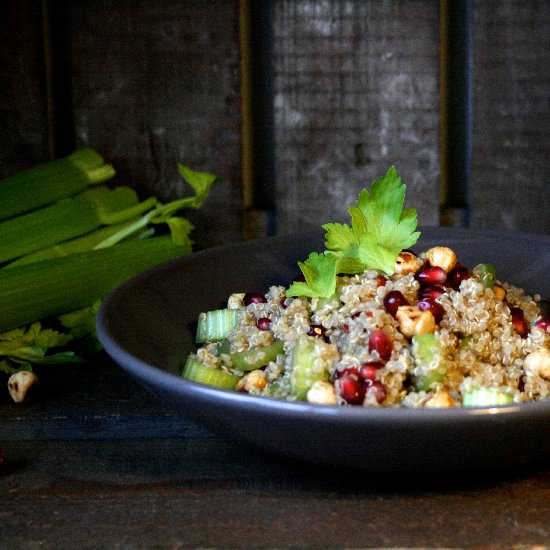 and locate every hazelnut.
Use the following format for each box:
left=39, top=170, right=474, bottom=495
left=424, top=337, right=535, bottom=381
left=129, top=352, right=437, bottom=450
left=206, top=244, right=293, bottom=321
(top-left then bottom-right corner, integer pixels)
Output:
left=394, top=251, right=421, bottom=276
left=396, top=305, right=436, bottom=338
left=493, top=285, right=506, bottom=301
left=524, top=348, right=550, bottom=380
left=235, top=369, right=267, bottom=393
left=306, top=380, right=337, bottom=405
left=7, top=370, right=39, bottom=403
left=424, top=390, right=458, bottom=408
left=227, top=293, right=246, bottom=309
left=425, top=246, right=457, bottom=273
